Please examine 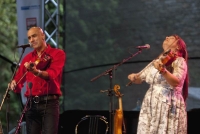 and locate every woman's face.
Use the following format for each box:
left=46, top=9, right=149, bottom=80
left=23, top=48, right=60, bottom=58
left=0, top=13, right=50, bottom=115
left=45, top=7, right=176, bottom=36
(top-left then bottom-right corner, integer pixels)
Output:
left=162, top=36, right=178, bottom=51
